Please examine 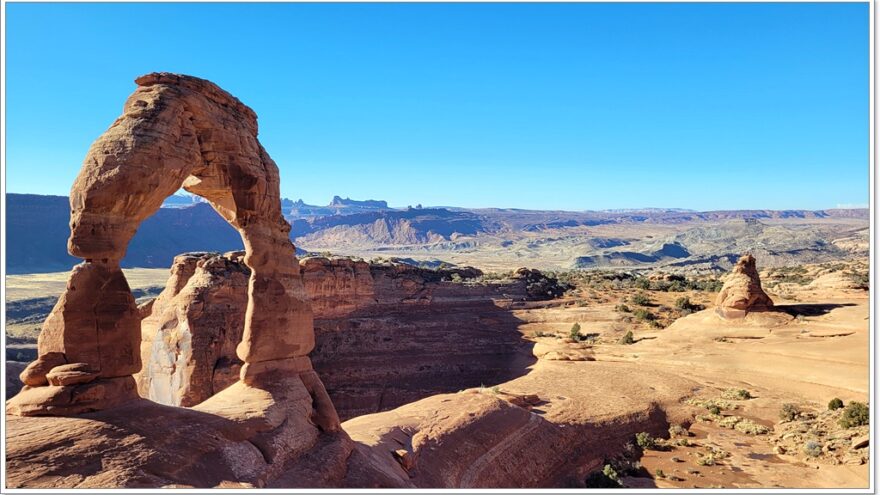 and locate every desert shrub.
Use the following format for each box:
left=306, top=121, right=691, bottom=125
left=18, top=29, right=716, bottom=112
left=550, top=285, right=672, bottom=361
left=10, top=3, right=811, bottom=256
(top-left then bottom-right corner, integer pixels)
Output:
left=603, top=464, right=619, bottom=480
left=771, top=265, right=812, bottom=285
left=635, top=432, right=656, bottom=450
left=631, top=293, right=651, bottom=306
left=635, top=278, right=651, bottom=290
left=847, top=271, right=869, bottom=289
left=648, top=319, right=665, bottom=329
left=651, top=280, right=672, bottom=292
left=632, top=308, right=655, bottom=321
left=615, top=304, right=631, bottom=313
left=674, top=297, right=693, bottom=311
left=838, top=402, right=869, bottom=428
left=803, top=441, right=822, bottom=457
left=668, top=280, right=686, bottom=292
left=654, top=468, right=665, bottom=479
left=733, top=419, right=769, bottom=435
left=696, top=455, right=716, bottom=466
left=533, top=331, right=556, bottom=338
left=619, top=331, right=635, bottom=345
left=718, top=416, right=741, bottom=429
left=668, top=424, right=688, bottom=438
left=721, top=388, right=752, bottom=400
left=569, top=323, right=581, bottom=340
left=677, top=438, right=690, bottom=447
left=684, top=277, right=724, bottom=292
left=717, top=416, right=768, bottom=435
left=705, top=445, right=730, bottom=459
left=708, top=405, right=721, bottom=415
left=828, top=398, right=844, bottom=411
left=686, top=397, right=736, bottom=411
left=779, top=403, right=800, bottom=421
